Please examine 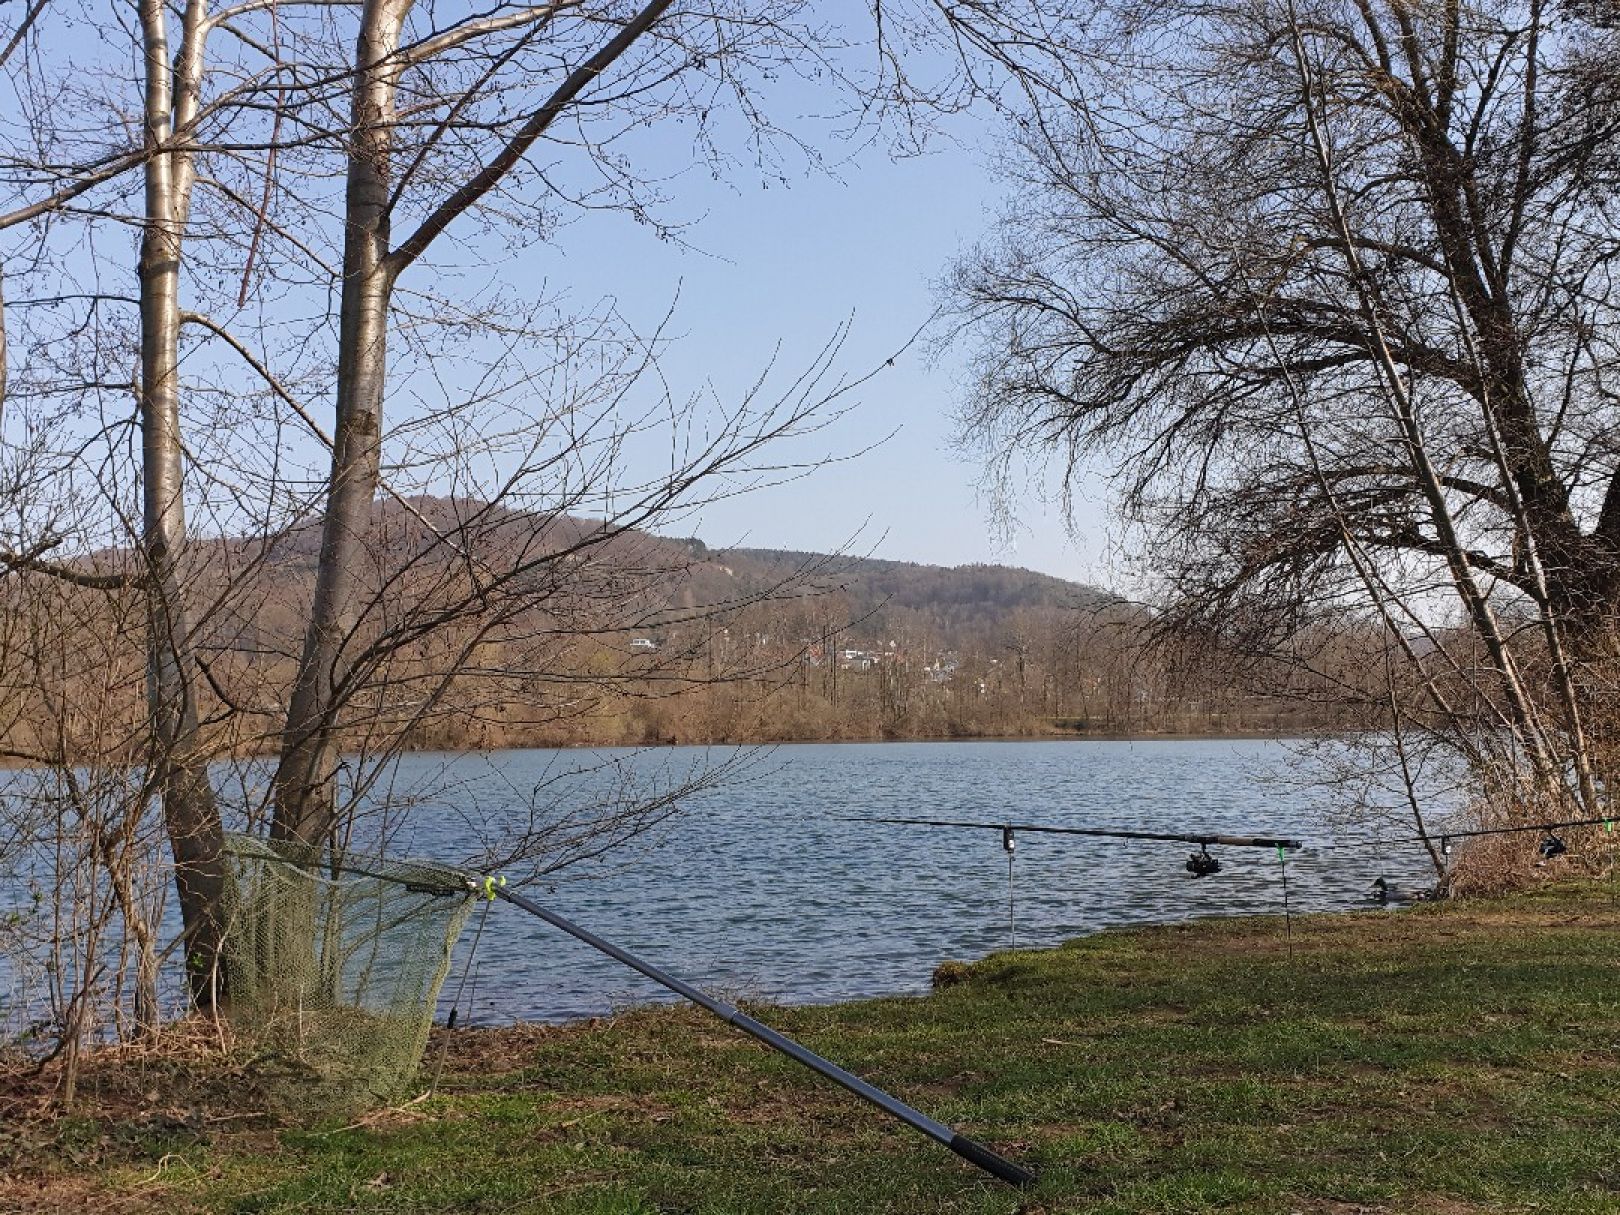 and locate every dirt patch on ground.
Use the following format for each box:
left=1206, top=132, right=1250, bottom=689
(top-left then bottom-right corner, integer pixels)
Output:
left=423, top=1019, right=572, bottom=1077
left=0, top=1019, right=284, bottom=1214
left=0, top=1169, right=176, bottom=1214
left=0, top=1017, right=262, bottom=1132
